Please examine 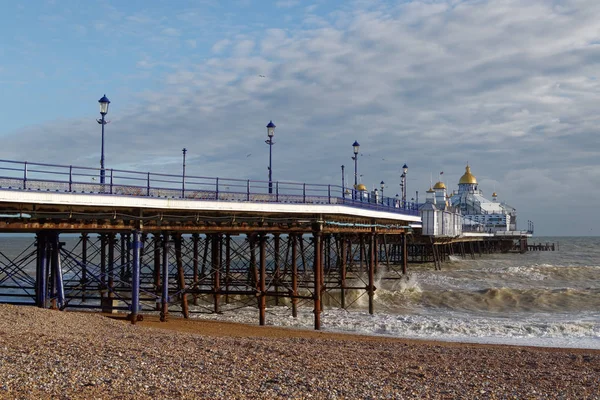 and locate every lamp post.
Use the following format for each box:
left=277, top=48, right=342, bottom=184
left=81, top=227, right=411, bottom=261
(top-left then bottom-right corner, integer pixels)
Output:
left=341, top=165, right=345, bottom=199
left=401, top=163, right=408, bottom=205
left=97, top=94, right=110, bottom=184
left=351, top=141, right=360, bottom=199
left=380, top=181, right=385, bottom=204
left=265, top=121, right=276, bottom=194
left=182, top=148, right=187, bottom=197
left=400, top=174, right=405, bottom=207
left=352, top=141, right=360, bottom=187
